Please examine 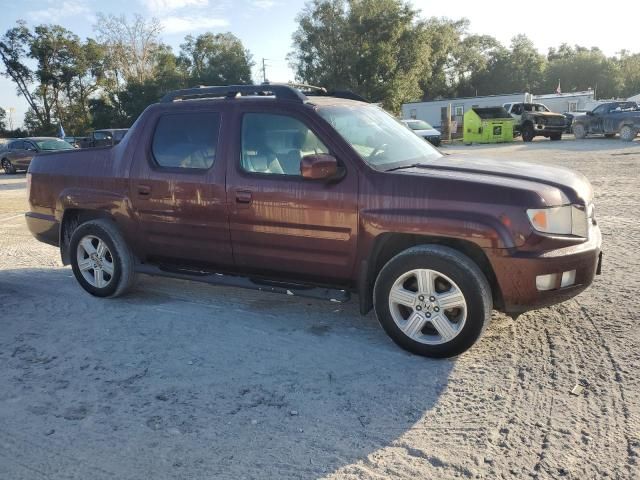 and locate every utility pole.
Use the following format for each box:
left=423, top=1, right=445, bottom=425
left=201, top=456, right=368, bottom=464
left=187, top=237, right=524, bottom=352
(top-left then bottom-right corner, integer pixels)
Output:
left=262, top=58, right=269, bottom=83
